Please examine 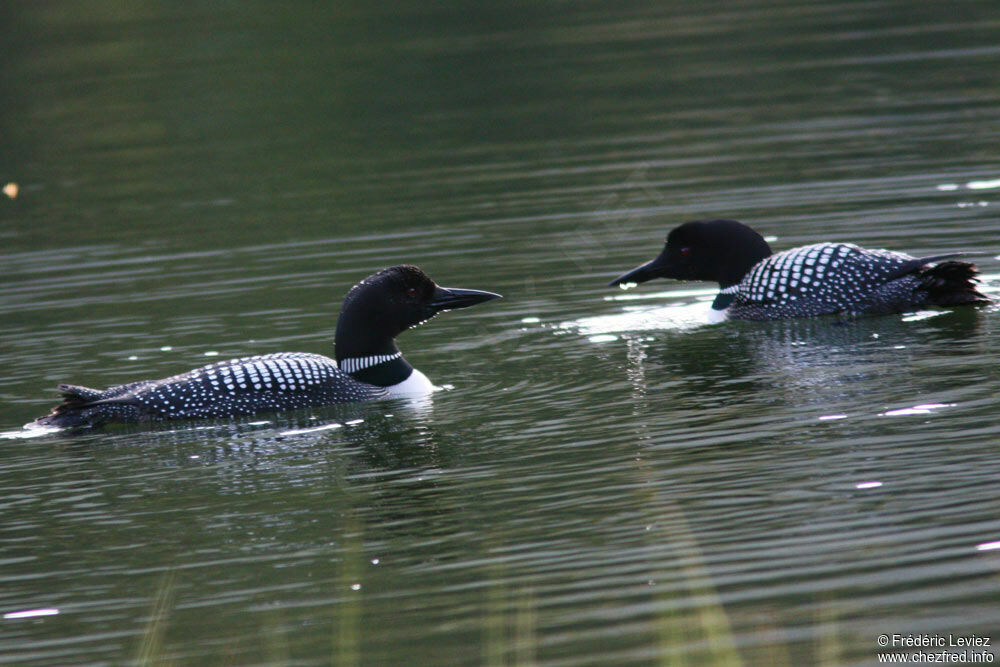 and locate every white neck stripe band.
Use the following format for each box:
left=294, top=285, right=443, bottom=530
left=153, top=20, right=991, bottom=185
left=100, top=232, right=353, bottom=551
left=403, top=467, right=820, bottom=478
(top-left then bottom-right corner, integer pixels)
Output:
left=339, top=352, right=403, bottom=374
